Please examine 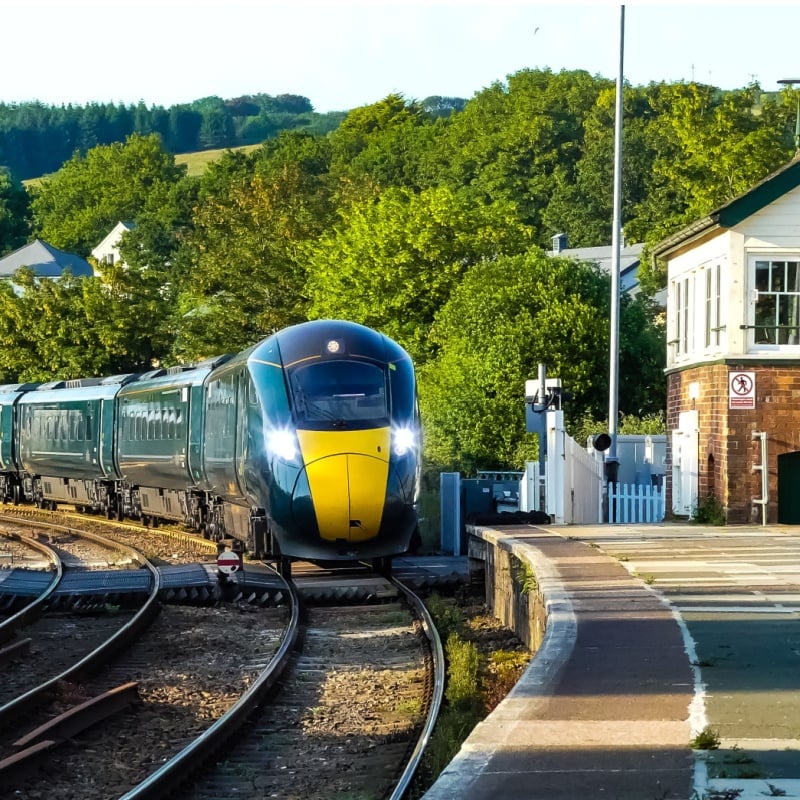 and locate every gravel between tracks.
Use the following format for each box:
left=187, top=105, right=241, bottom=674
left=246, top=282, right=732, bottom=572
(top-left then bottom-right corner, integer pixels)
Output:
left=5, top=603, right=289, bottom=799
